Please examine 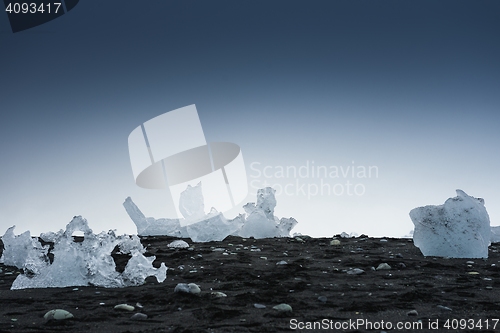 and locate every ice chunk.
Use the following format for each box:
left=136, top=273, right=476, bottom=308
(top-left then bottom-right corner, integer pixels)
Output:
left=1, top=226, right=49, bottom=269
left=124, top=185, right=298, bottom=242
left=179, top=182, right=206, bottom=222
left=123, top=182, right=297, bottom=242
left=186, top=213, right=243, bottom=242
left=124, top=197, right=188, bottom=237
left=238, top=209, right=279, bottom=238
left=410, top=190, right=491, bottom=258
left=117, top=234, right=145, bottom=254
left=277, top=217, right=299, bottom=237
left=237, top=188, right=297, bottom=239
left=4, top=216, right=166, bottom=289
left=39, top=230, right=63, bottom=243
left=255, top=187, right=277, bottom=219
left=123, top=196, right=148, bottom=233
left=122, top=250, right=167, bottom=285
